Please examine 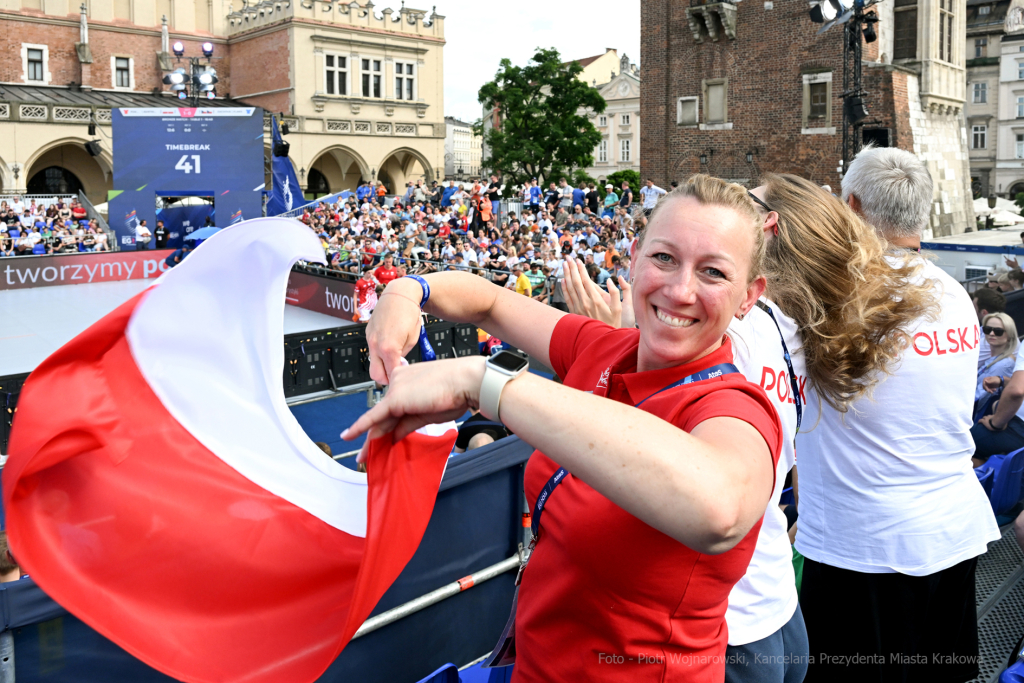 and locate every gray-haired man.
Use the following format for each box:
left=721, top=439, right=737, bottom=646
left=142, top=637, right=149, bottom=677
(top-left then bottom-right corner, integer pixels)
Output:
left=798, top=146, right=999, bottom=683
